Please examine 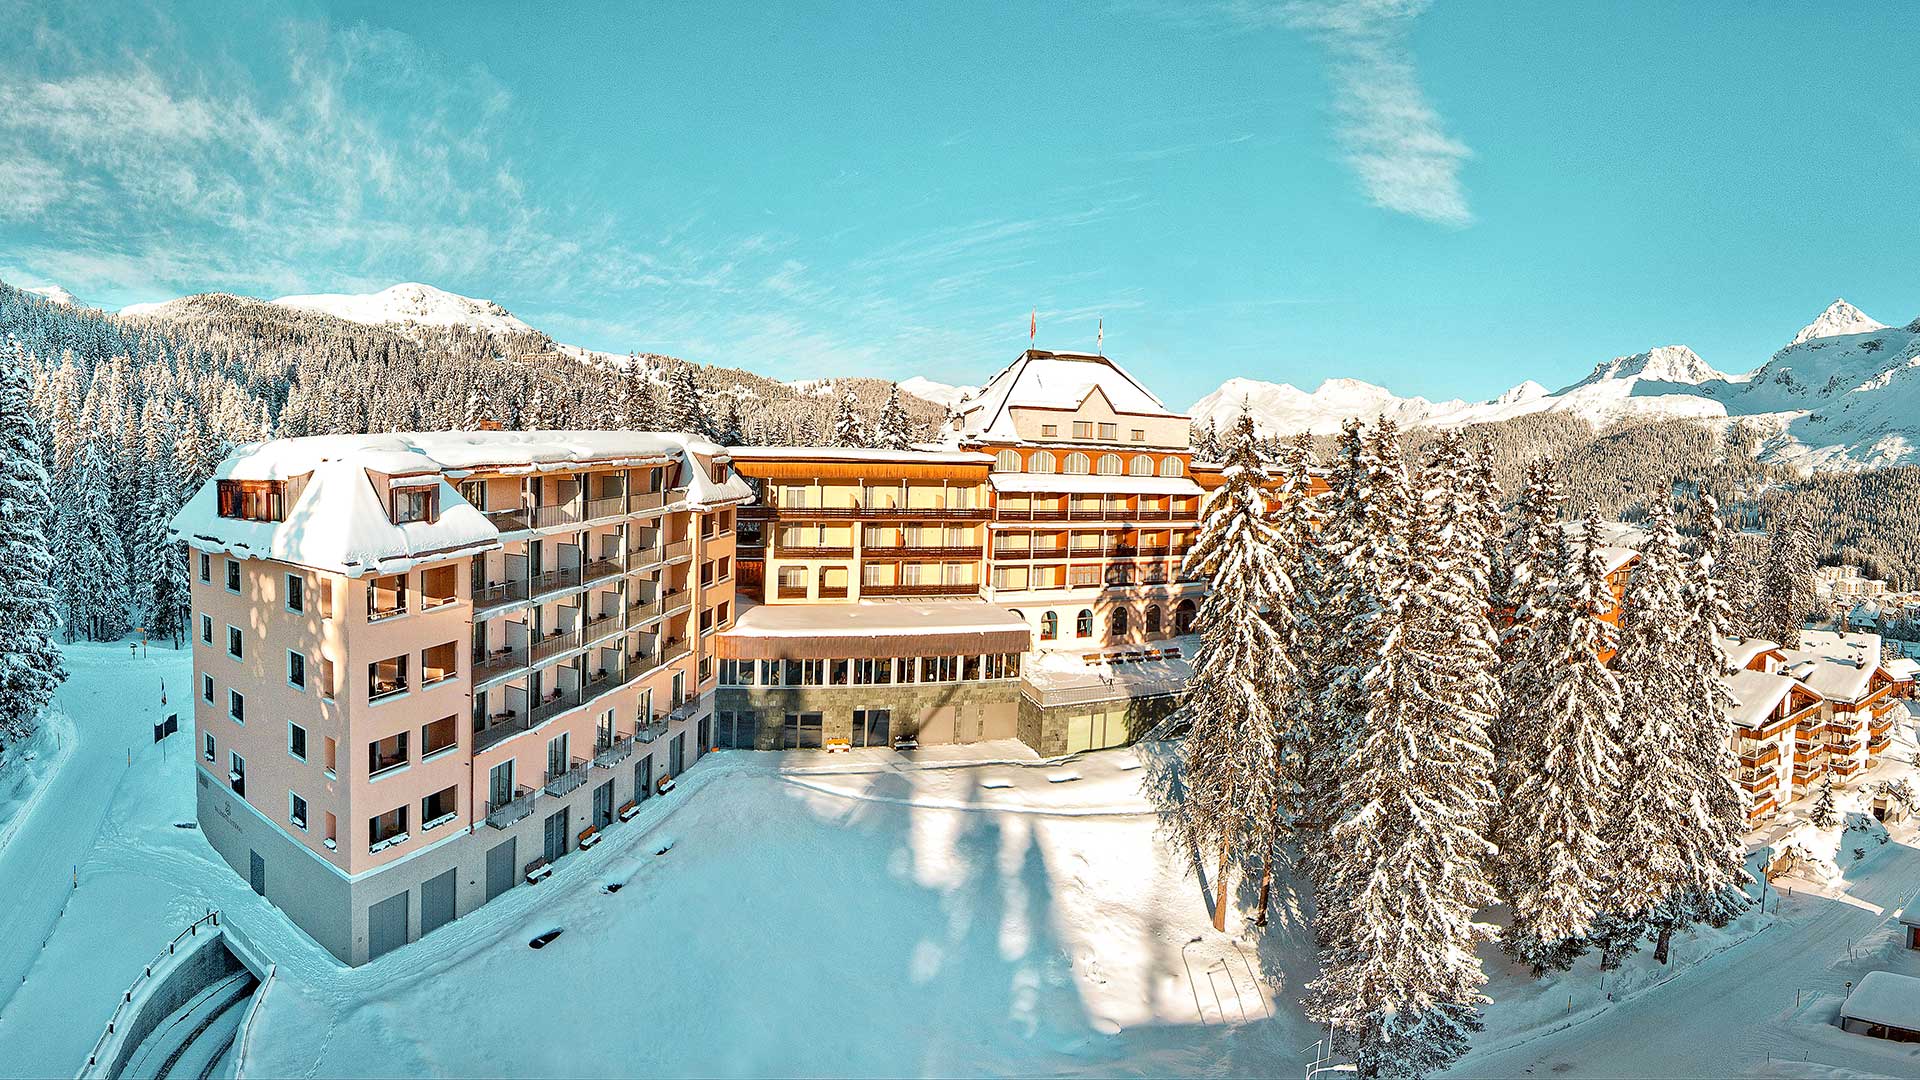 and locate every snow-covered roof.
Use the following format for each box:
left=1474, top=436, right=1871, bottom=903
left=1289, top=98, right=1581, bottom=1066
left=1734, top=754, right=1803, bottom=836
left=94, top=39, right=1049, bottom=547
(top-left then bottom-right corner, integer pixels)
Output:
left=989, top=473, right=1204, bottom=497
left=1023, top=634, right=1199, bottom=705
left=1780, top=629, right=1885, bottom=703
left=1724, top=669, right=1801, bottom=730
left=729, top=599, right=1027, bottom=638
left=1841, top=970, right=1920, bottom=1031
left=726, top=445, right=994, bottom=465
left=170, top=430, right=750, bottom=577
left=1886, top=657, right=1920, bottom=682
left=954, top=351, right=1181, bottom=442
left=1719, top=635, right=1783, bottom=672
